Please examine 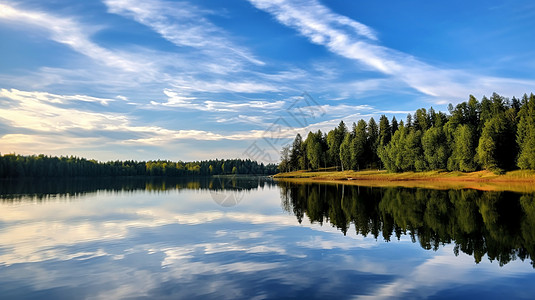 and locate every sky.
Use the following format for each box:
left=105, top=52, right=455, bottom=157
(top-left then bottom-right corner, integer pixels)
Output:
left=1, top=0, right=535, bottom=163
